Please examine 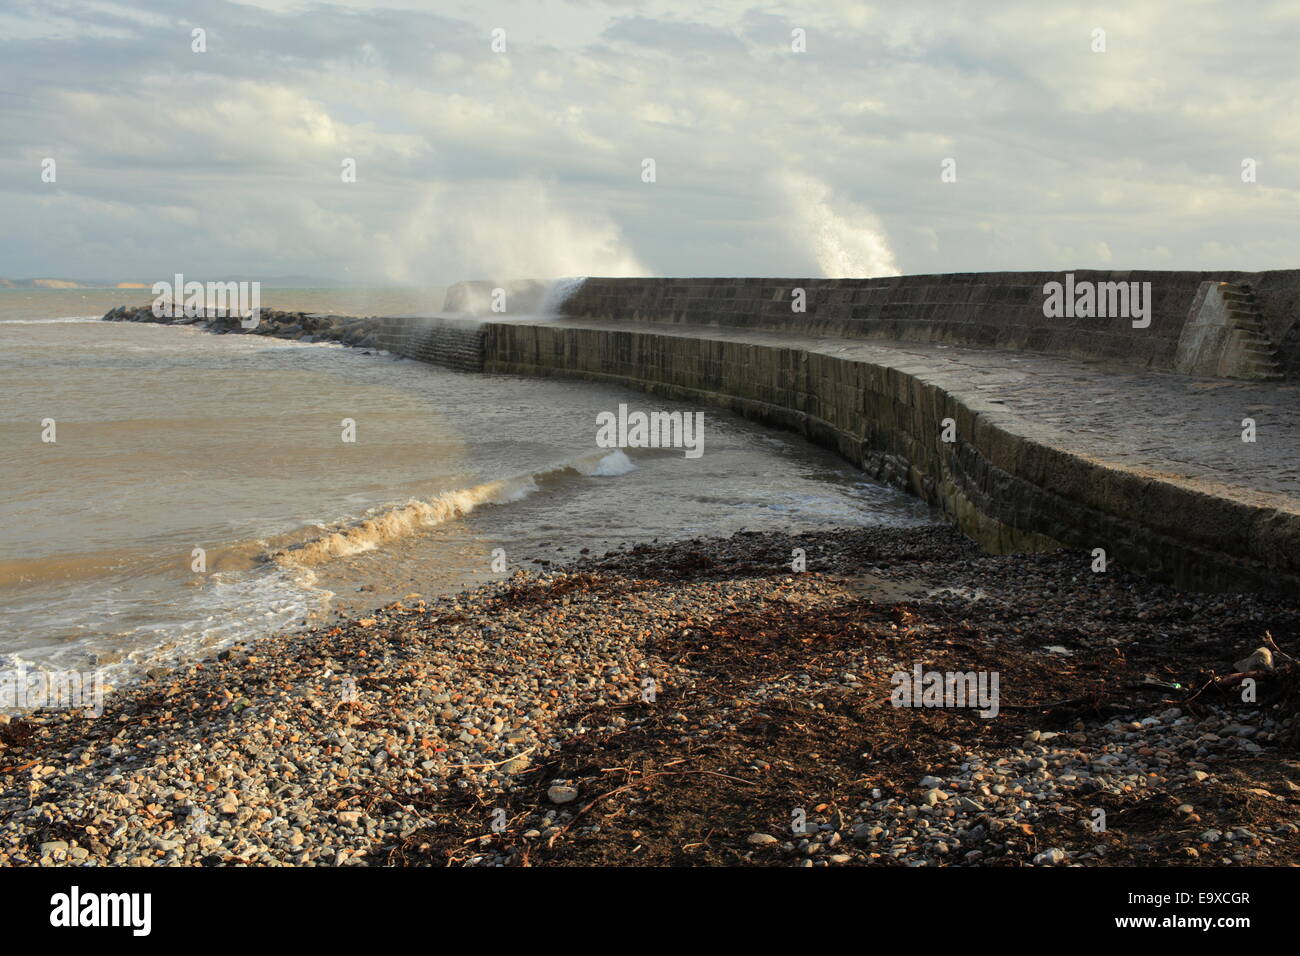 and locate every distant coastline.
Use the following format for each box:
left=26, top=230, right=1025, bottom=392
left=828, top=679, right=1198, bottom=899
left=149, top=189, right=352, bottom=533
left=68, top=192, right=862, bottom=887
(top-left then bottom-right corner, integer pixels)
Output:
left=0, top=276, right=373, bottom=290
